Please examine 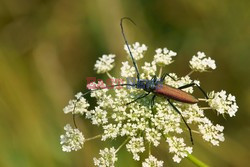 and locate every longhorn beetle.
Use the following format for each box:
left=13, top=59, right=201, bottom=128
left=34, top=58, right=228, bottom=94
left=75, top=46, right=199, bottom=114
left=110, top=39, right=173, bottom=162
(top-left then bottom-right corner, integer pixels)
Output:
left=119, top=17, right=210, bottom=145
left=75, top=17, right=209, bottom=145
